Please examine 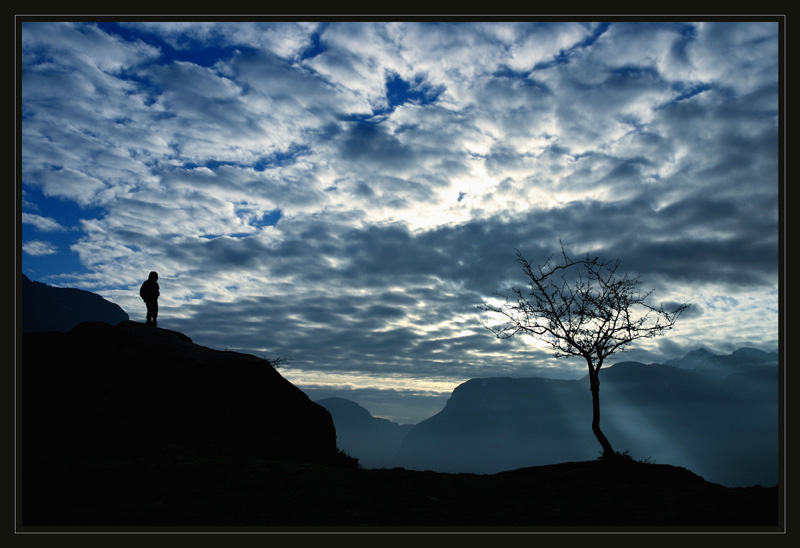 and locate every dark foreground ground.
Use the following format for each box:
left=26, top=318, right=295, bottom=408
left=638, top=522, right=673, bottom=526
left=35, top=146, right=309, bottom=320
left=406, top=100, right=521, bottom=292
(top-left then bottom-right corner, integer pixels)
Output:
left=19, top=451, right=781, bottom=532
